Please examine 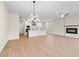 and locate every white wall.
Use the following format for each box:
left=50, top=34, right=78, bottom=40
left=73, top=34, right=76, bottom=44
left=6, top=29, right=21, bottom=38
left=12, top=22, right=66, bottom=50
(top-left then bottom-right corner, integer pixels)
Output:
left=19, top=18, right=25, bottom=34
left=19, top=21, right=24, bottom=34
left=48, top=22, right=53, bottom=34
left=65, top=16, right=79, bottom=25
left=8, top=13, right=19, bottom=40
left=0, top=2, right=8, bottom=52
left=53, top=18, right=64, bottom=36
